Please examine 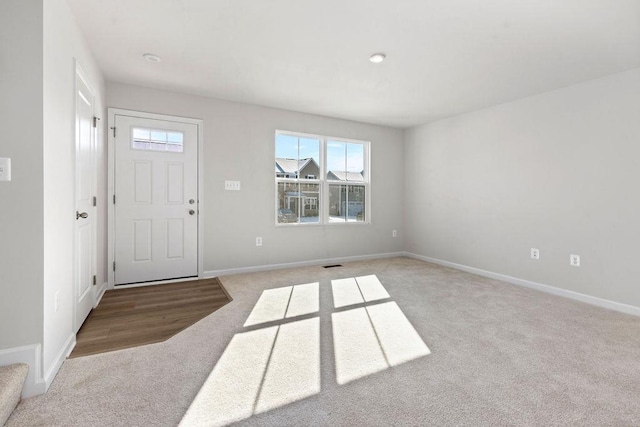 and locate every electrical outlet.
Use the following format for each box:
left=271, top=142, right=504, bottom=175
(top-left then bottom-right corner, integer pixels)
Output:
left=224, top=180, right=241, bottom=191
left=256, top=237, right=262, bottom=247
left=530, top=248, right=539, bottom=260
left=0, top=157, right=11, bottom=181
left=392, top=230, right=397, bottom=238
left=54, top=290, right=59, bottom=312
left=570, top=254, right=580, bottom=267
